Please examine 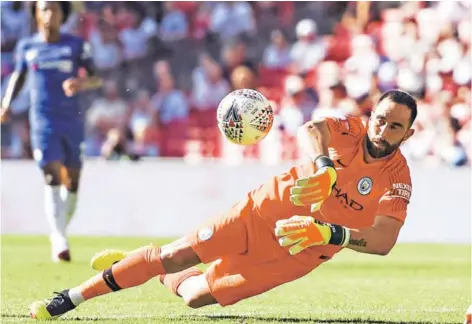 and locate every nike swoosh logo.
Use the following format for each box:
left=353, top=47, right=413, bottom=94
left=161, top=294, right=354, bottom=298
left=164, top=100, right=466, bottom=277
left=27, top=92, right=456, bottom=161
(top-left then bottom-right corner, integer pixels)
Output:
left=337, top=159, right=347, bottom=167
